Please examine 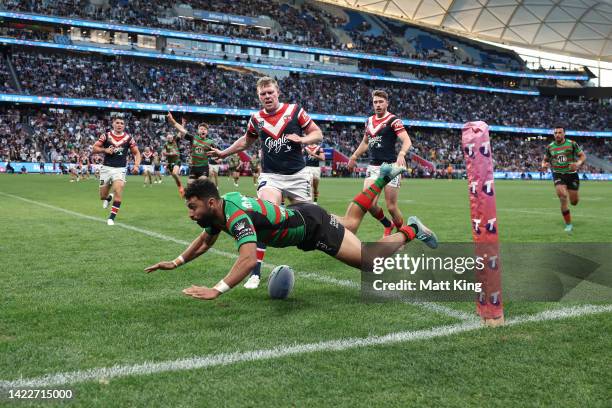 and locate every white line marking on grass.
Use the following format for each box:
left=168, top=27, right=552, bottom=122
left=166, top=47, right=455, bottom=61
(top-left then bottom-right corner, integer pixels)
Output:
left=0, top=192, right=472, bottom=321
left=1, top=304, right=610, bottom=389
